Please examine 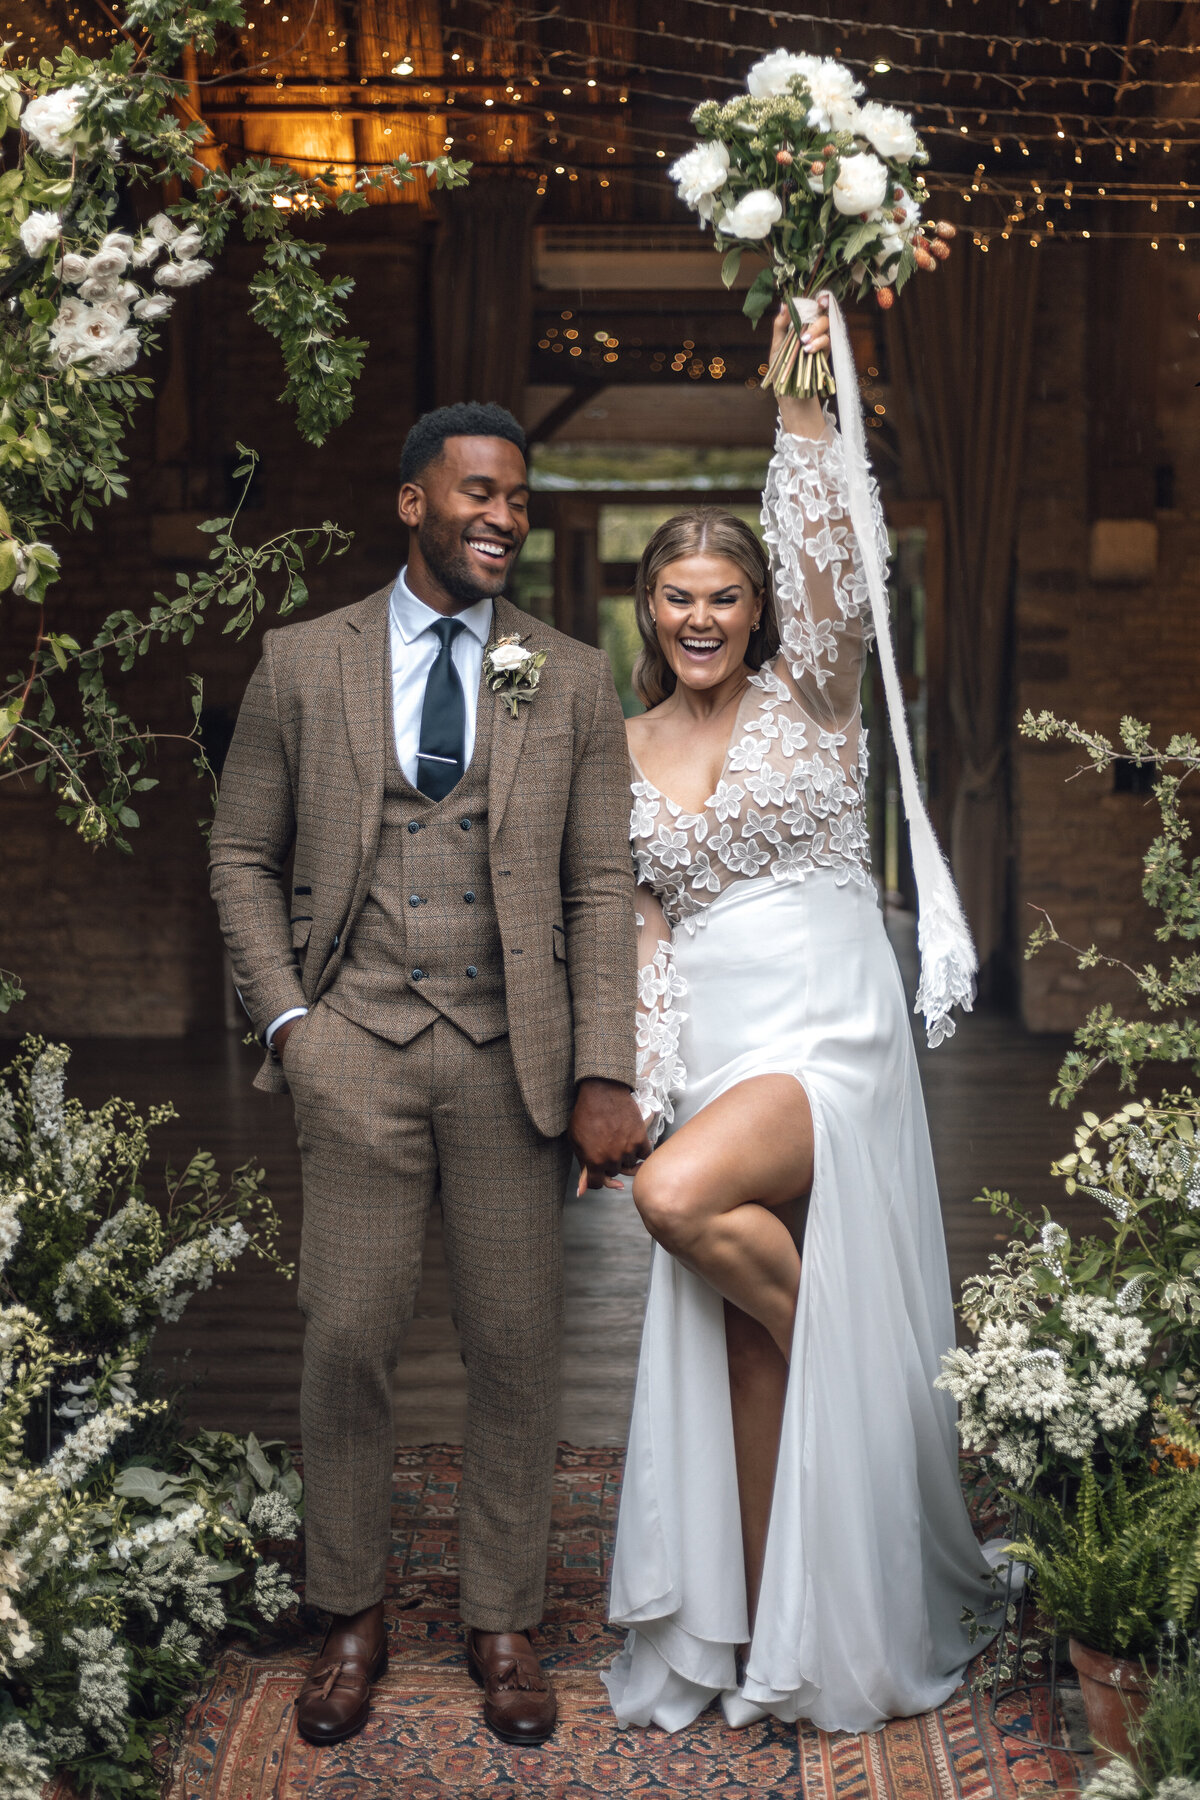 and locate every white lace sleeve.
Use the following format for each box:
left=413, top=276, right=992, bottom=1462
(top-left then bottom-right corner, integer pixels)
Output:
left=634, top=886, right=687, bottom=1147
left=761, top=417, right=885, bottom=736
